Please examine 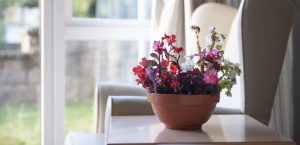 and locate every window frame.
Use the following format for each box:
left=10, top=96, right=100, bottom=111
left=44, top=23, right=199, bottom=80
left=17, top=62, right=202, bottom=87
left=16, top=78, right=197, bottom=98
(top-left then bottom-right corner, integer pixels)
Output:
left=64, top=0, right=151, bottom=41
left=42, top=0, right=65, bottom=144
left=42, top=0, right=151, bottom=145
